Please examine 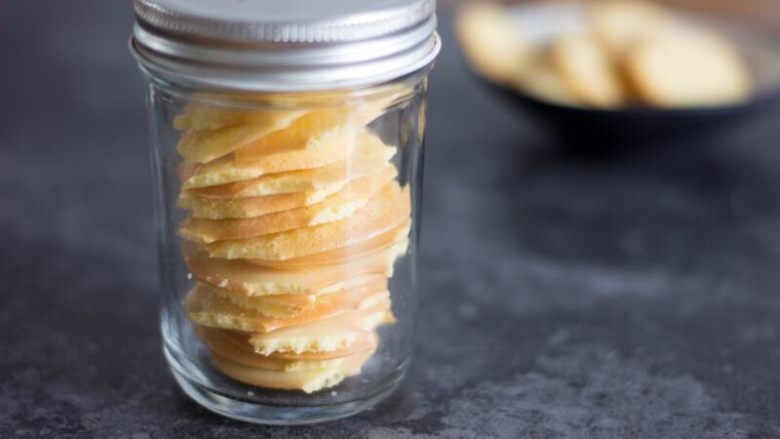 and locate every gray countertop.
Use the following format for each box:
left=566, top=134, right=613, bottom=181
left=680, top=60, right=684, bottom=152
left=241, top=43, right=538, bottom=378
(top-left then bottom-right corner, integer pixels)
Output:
left=2, top=1, right=780, bottom=438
